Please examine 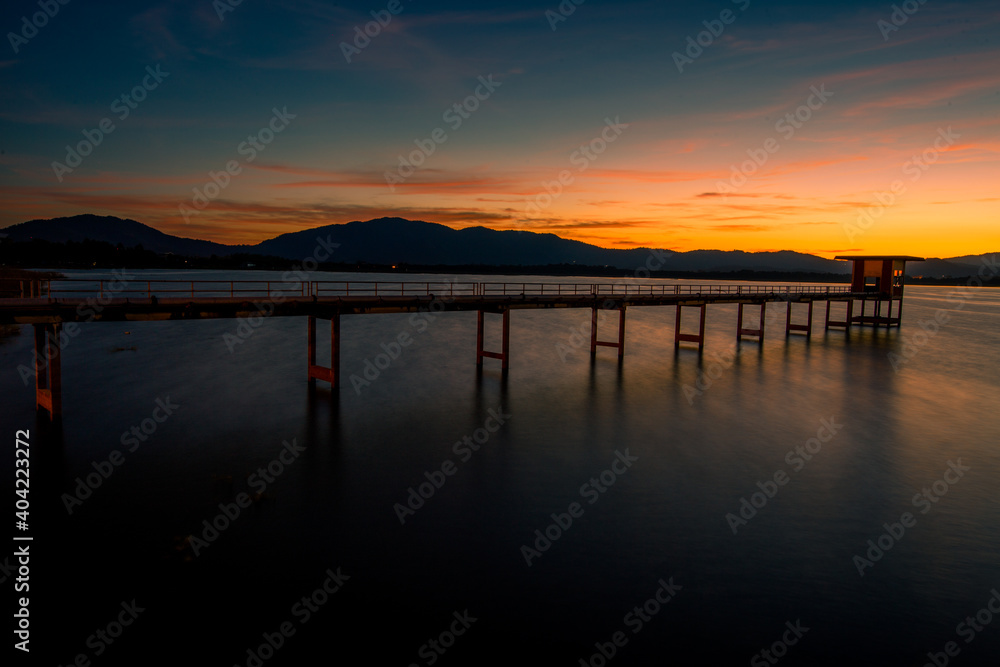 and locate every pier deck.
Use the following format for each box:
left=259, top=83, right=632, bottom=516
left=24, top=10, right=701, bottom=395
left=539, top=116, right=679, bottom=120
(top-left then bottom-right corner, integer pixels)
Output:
left=1, top=278, right=907, bottom=419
